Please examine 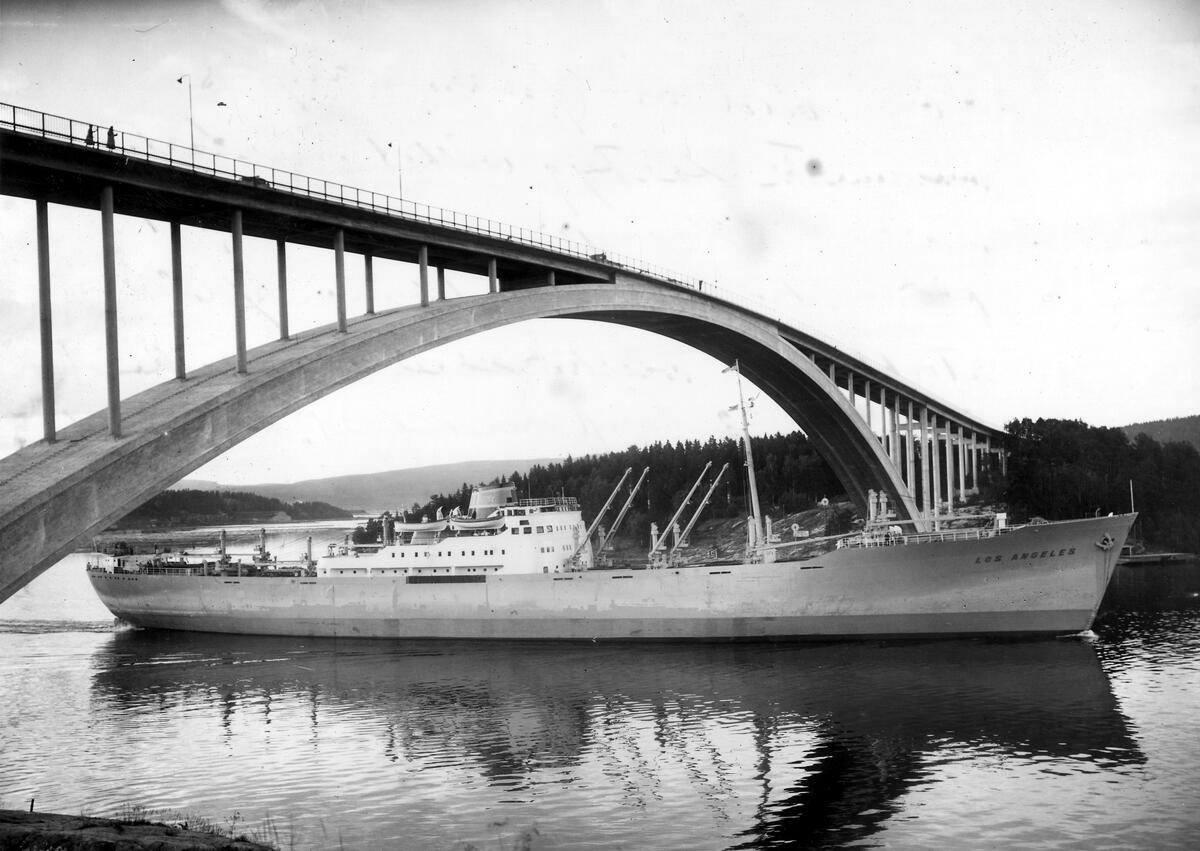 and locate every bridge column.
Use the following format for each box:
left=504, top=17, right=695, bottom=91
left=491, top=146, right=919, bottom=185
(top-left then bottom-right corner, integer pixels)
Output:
left=889, top=391, right=900, bottom=464
left=864, top=379, right=873, bottom=436
left=958, top=425, right=967, bottom=498
left=36, top=199, right=55, bottom=443
left=880, top=389, right=888, bottom=457
left=231, top=209, right=248, bottom=373
left=437, top=266, right=446, bottom=301
left=488, top=258, right=498, bottom=294
left=846, top=370, right=855, bottom=414
left=418, top=245, right=429, bottom=306
left=276, top=240, right=289, bottom=341
left=101, top=185, right=121, bottom=438
left=170, top=222, right=186, bottom=379
left=947, top=422, right=956, bottom=511
left=364, top=253, right=375, bottom=315
left=920, top=406, right=932, bottom=521
left=334, top=228, right=347, bottom=333
left=931, top=414, right=942, bottom=524
left=827, top=362, right=835, bottom=383
left=964, top=432, right=974, bottom=492
left=905, top=399, right=916, bottom=492
left=949, top=424, right=958, bottom=504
